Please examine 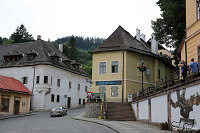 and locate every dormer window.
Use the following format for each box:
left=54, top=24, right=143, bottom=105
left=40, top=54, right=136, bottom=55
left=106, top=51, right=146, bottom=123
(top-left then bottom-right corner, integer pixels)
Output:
left=63, top=60, right=71, bottom=67
left=4, top=55, right=22, bottom=63
left=72, top=64, right=80, bottom=70
left=26, top=53, right=37, bottom=61
left=4, top=56, right=12, bottom=62
left=51, top=56, right=59, bottom=62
